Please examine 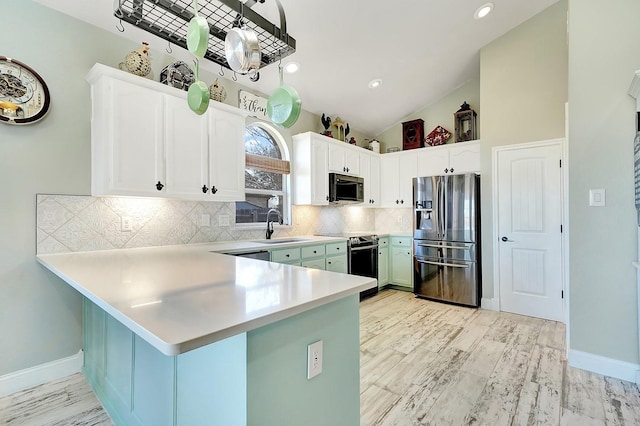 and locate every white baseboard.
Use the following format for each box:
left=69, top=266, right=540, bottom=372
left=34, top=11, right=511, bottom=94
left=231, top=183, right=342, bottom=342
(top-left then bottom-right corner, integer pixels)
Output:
left=0, top=350, right=83, bottom=397
left=568, top=349, right=640, bottom=383
left=481, top=297, right=499, bottom=311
